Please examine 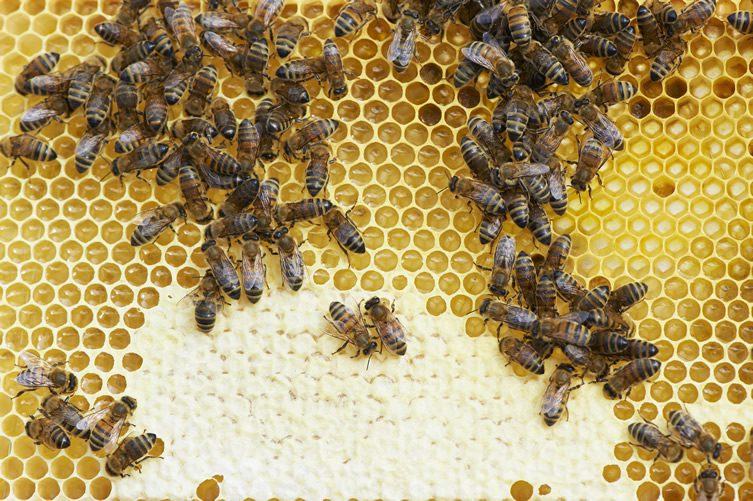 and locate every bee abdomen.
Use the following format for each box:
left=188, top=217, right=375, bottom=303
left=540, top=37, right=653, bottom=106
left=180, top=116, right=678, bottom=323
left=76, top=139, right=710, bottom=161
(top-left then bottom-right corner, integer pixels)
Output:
left=50, top=424, right=71, bottom=449
left=195, top=301, right=217, bottom=333
left=34, top=140, right=57, bottom=162
left=729, top=11, right=753, bottom=33
left=336, top=226, right=366, bottom=253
